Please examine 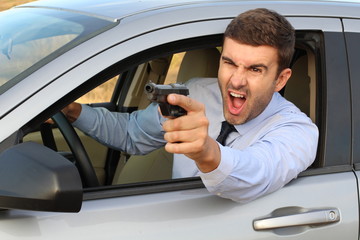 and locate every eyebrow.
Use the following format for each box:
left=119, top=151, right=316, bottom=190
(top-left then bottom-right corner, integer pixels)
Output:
left=248, top=64, right=268, bottom=72
left=221, top=56, right=268, bottom=71
left=221, top=56, right=235, bottom=65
